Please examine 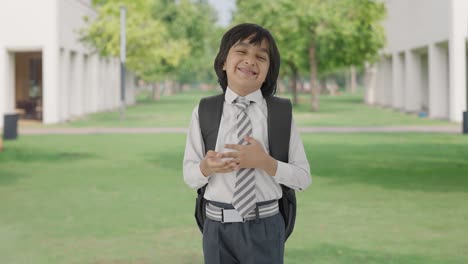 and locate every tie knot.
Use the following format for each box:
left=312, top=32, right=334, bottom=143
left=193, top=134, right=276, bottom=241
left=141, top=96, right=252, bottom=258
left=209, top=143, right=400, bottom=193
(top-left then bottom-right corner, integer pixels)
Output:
left=235, top=97, right=250, bottom=111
